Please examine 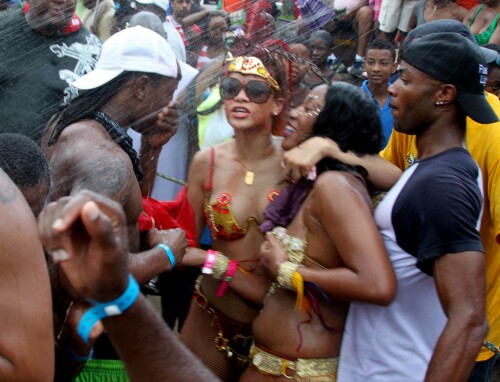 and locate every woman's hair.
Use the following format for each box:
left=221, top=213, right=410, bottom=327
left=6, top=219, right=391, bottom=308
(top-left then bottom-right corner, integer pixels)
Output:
left=313, top=82, right=382, bottom=176
left=310, top=29, right=333, bottom=51
left=252, top=45, right=288, bottom=98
